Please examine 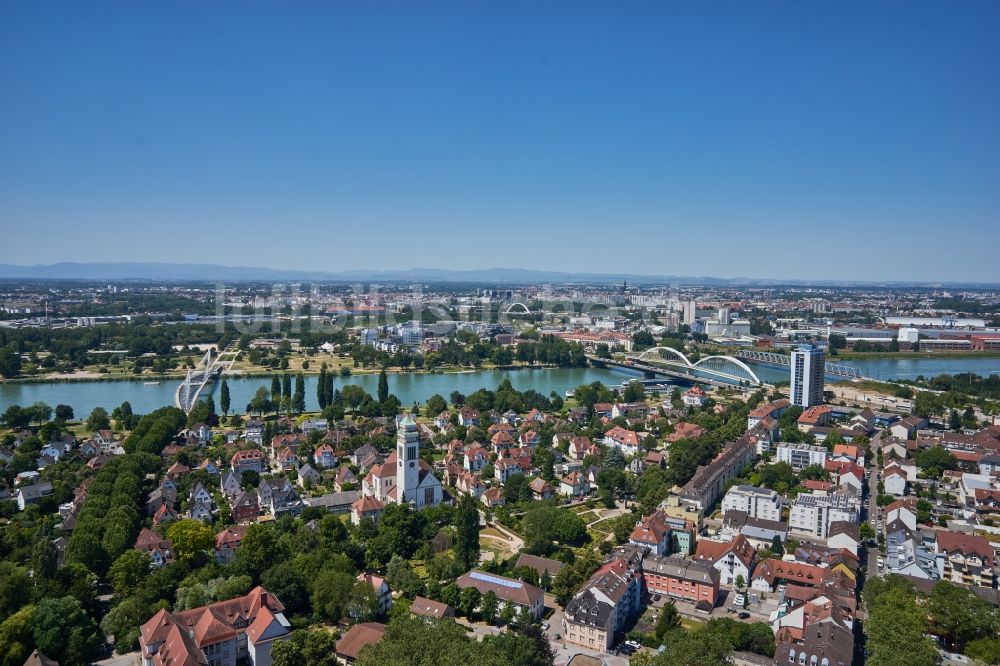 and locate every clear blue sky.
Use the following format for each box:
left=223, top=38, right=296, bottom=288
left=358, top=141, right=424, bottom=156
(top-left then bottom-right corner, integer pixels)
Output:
left=1, top=1, right=998, bottom=282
